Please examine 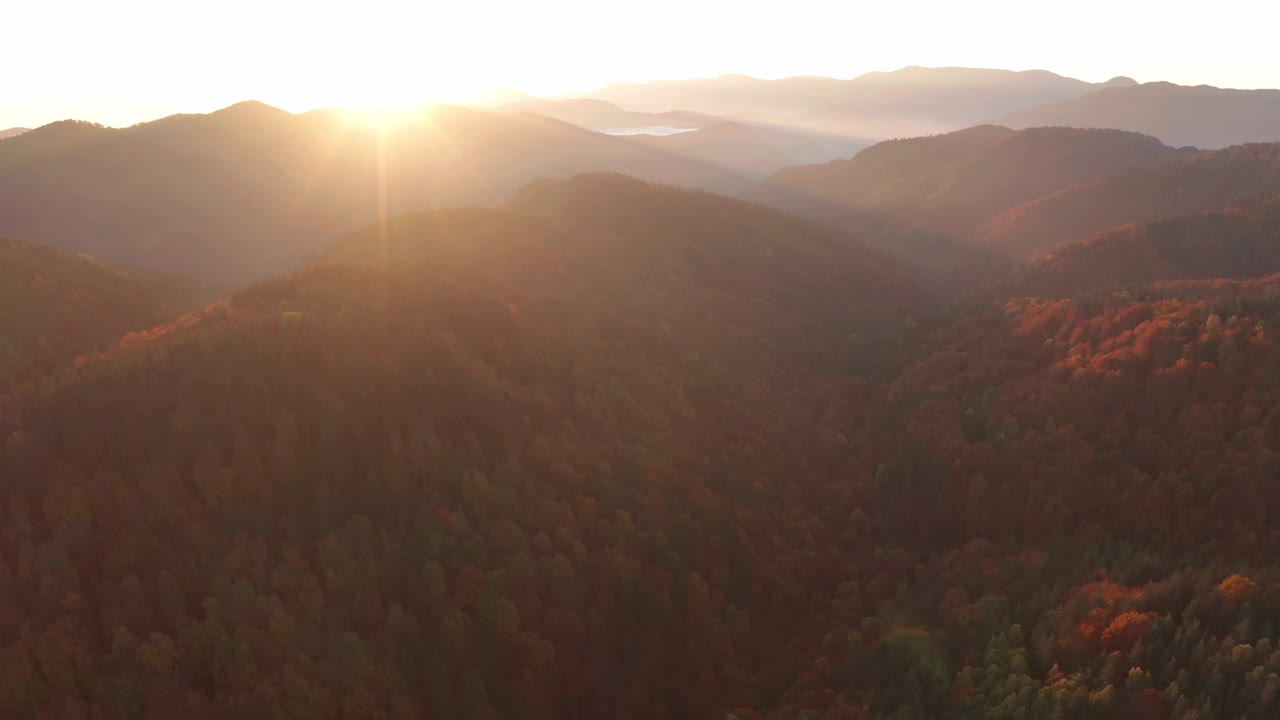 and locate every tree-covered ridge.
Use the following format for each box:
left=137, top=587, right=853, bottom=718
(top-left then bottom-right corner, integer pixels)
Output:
left=0, top=180, right=917, bottom=719
left=0, top=237, right=196, bottom=386
left=10, top=167, right=1280, bottom=720
left=743, top=276, right=1280, bottom=719
left=856, top=276, right=1280, bottom=552
left=752, top=126, right=1181, bottom=241
left=975, top=143, right=1280, bottom=258
left=755, top=541, right=1280, bottom=720
left=990, top=194, right=1280, bottom=298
